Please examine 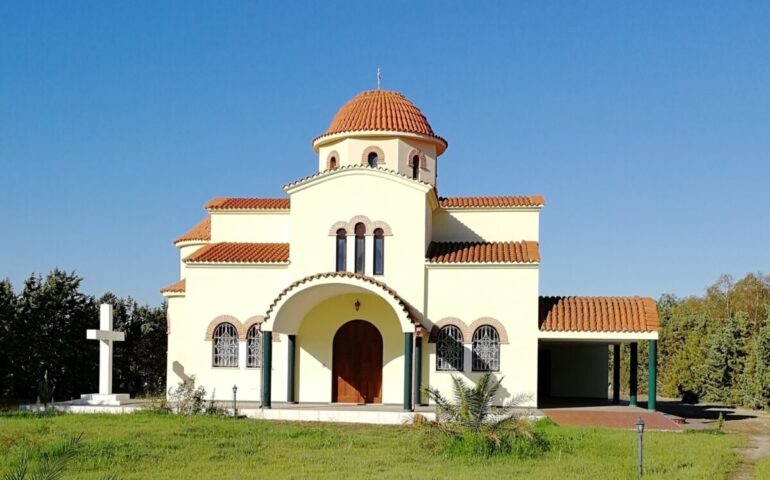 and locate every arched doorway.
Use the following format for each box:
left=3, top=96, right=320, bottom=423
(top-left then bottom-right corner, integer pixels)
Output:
left=332, top=320, right=383, bottom=403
